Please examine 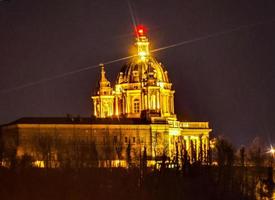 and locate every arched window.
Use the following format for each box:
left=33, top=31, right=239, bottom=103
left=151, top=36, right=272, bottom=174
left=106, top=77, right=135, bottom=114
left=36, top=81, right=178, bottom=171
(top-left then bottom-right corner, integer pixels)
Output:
left=133, top=99, right=140, bottom=113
